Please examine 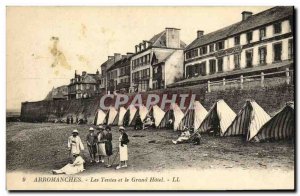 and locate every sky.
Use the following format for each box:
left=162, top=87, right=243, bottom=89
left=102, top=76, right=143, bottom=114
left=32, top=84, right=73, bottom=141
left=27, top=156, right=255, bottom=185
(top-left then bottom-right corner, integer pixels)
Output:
left=6, top=6, right=271, bottom=111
